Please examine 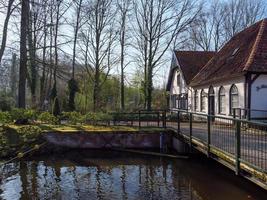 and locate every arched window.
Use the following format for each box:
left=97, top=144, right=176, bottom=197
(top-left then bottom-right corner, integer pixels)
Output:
left=177, top=74, right=181, bottom=86
left=200, top=89, right=206, bottom=112
left=194, top=90, right=198, bottom=111
left=230, top=84, right=239, bottom=114
left=218, top=86, right=226, bottom=114
left=208, top=86, right=214, bottom=96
